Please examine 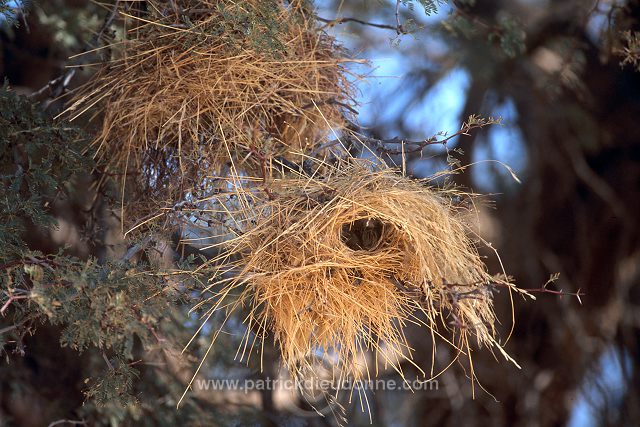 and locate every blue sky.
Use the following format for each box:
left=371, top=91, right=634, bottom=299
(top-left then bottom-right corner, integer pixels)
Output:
left=319, top=0, right=527, bottom=189
left=567, top=347, right=632, bottom=427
